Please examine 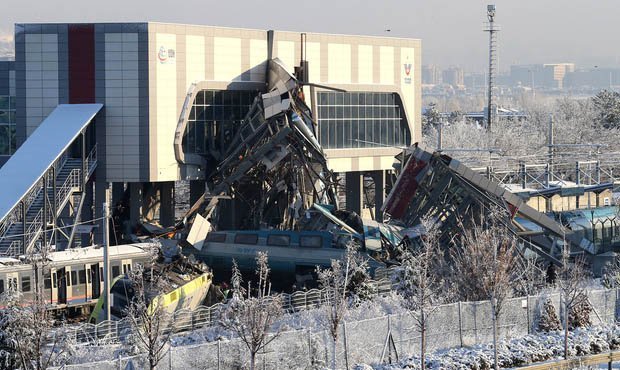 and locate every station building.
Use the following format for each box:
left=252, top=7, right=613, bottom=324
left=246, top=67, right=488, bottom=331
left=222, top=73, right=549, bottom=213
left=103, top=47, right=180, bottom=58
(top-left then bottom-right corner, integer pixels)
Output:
left=0, top=22, right=420, bottom=243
